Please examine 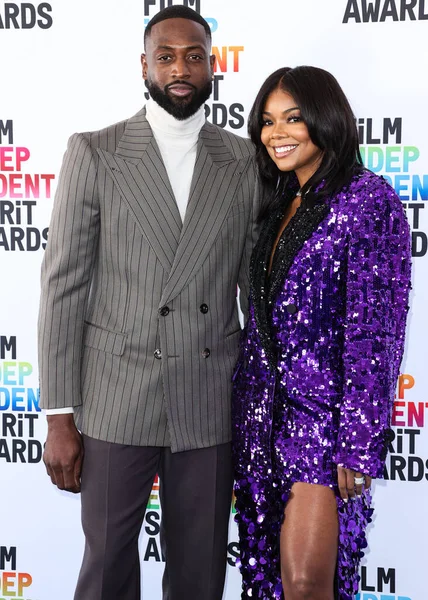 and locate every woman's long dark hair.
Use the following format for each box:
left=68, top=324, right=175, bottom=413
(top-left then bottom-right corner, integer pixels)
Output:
left=248, top=66, right=364, bottom=202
